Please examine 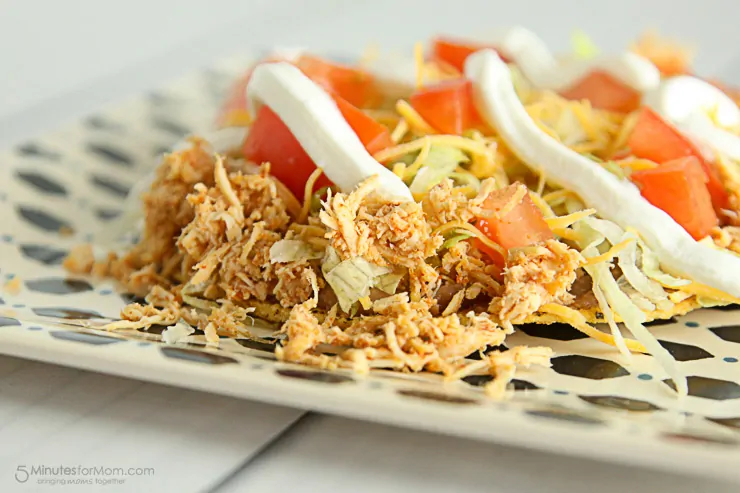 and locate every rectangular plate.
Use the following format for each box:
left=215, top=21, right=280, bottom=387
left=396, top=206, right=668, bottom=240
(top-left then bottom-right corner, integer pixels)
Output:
left=1, top=55, right=739, bottom=483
